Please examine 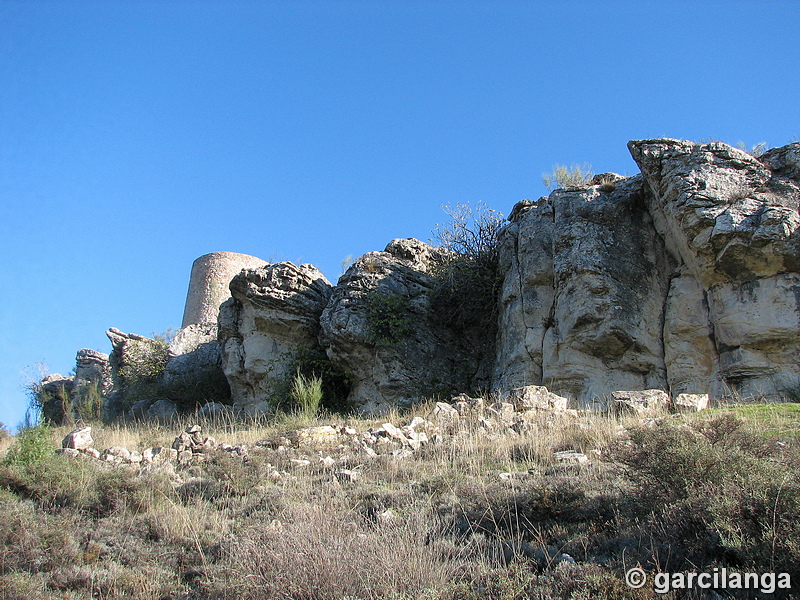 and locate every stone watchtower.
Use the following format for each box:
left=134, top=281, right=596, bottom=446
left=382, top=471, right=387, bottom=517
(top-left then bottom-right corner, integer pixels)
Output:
left=181, top=252, right=269, bottom=328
